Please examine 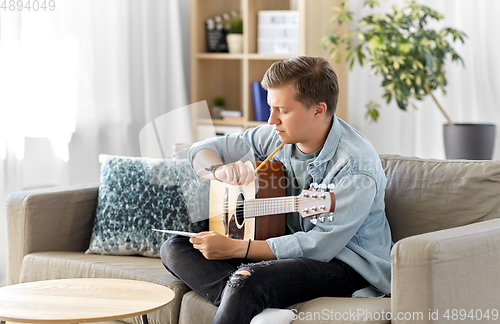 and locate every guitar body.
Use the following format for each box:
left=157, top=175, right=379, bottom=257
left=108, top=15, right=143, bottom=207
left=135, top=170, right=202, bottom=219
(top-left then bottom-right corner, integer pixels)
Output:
left=209, top=161, right=286, bottom=240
